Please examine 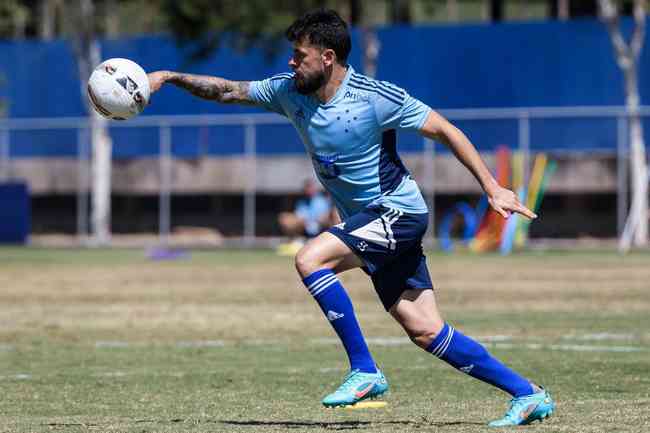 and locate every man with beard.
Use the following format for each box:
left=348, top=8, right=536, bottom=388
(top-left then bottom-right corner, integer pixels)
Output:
left=147, top=8, right=555, bottom=427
